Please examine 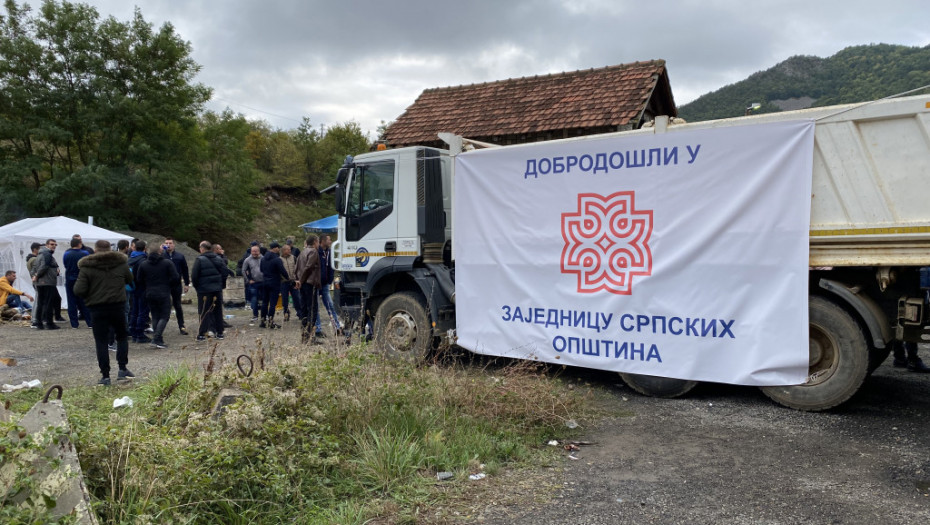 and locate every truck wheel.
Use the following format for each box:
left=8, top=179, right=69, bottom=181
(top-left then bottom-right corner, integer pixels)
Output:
left=373, top=292, right=433, bottom=362
left=761, top=295, right=868, bottom=411
left=620, top=373, right=698, bottom=398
